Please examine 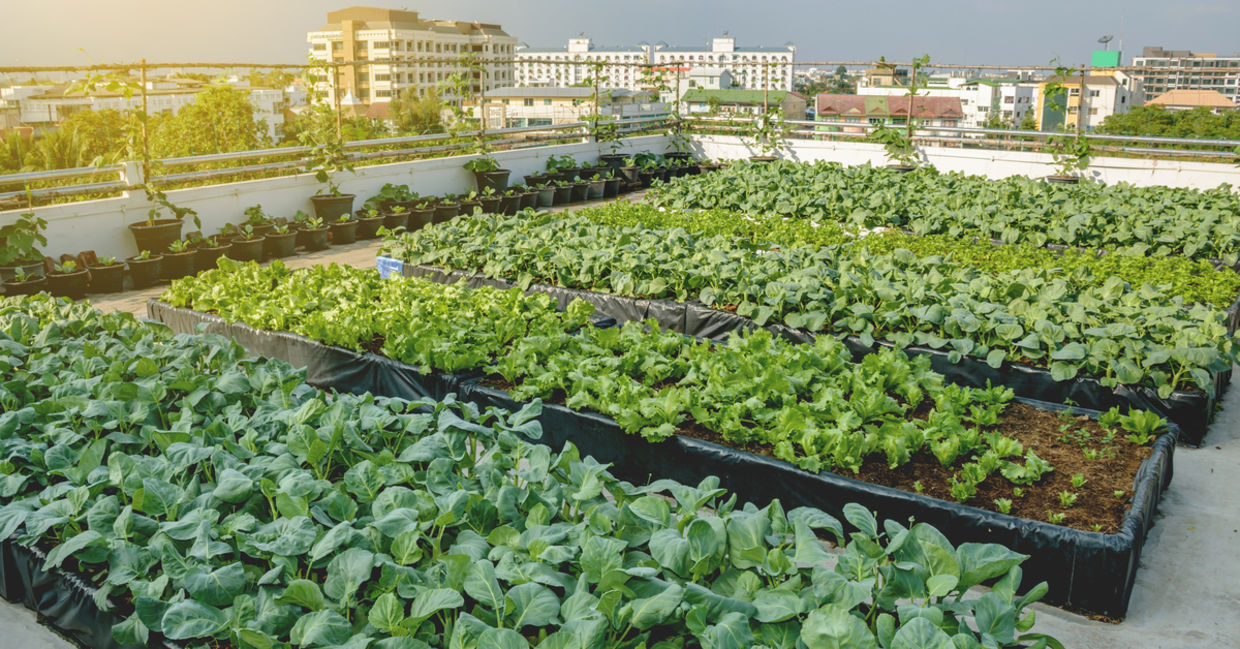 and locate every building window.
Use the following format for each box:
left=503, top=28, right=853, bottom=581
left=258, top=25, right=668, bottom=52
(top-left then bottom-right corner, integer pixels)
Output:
left=543, top=99, right=552, bottom=105
left=524, top=98, right=534, bottom=106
